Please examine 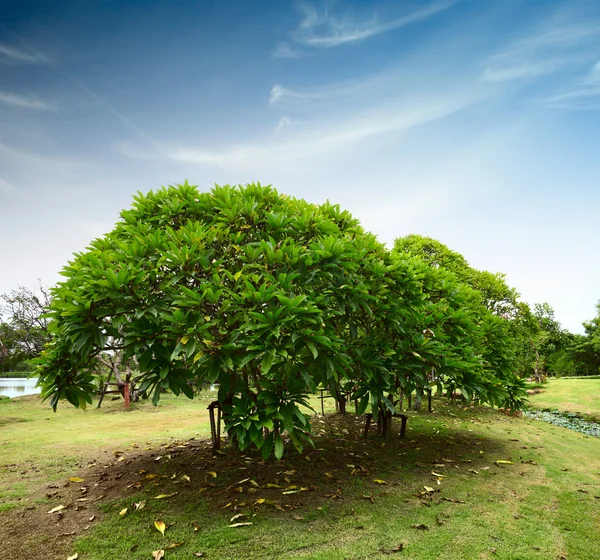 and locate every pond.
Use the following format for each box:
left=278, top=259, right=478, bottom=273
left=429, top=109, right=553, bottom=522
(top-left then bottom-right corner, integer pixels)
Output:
left=525, top=409, right=600, bottom=437
left=0, top=377, right=41, bottom=398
